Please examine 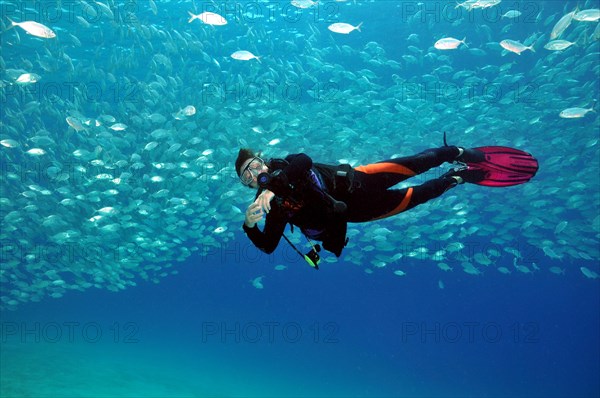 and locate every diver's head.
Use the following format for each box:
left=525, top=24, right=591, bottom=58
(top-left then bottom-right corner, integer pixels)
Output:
left=236, top=148, right=268, bottom=188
